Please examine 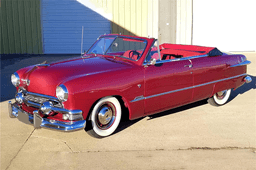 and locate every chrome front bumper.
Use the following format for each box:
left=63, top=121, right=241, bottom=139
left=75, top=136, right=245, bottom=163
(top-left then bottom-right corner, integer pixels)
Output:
left=8, top=101, right=86, bottom=131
